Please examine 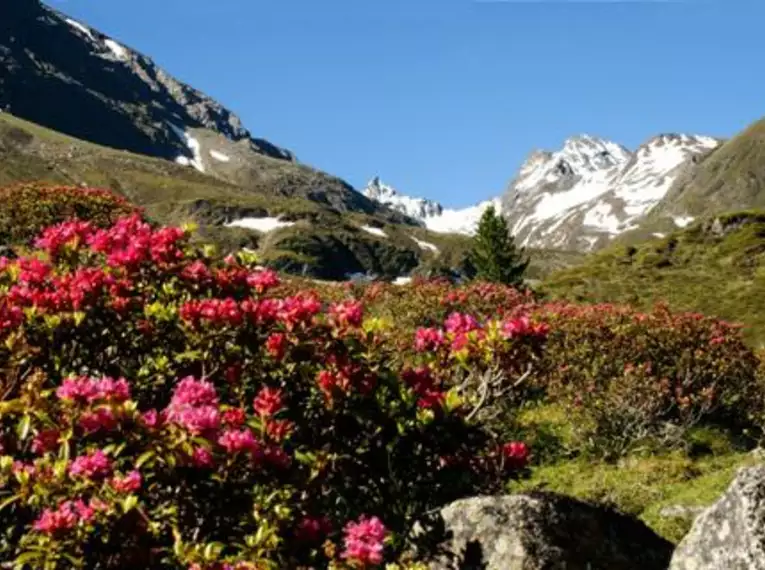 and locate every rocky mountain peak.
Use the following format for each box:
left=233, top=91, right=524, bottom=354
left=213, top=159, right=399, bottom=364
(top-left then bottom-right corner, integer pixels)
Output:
left=0, top=0, right=293, bottom=179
